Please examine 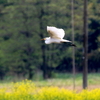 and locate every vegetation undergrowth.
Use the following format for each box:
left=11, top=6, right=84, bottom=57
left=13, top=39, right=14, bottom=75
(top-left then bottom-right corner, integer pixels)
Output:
left=0, top=80, right=100, bottom=100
